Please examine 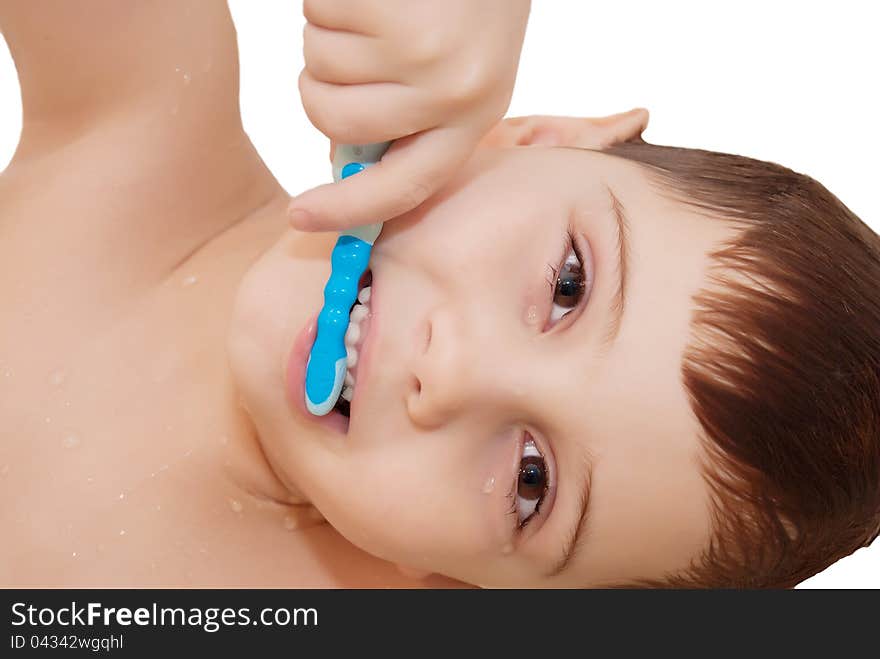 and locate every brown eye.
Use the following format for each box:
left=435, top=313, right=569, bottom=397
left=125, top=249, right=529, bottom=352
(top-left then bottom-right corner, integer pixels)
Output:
left=549, top=238, right=590, bottom=325
left=515, top=439, right=549, bottom=525
left=518, top=456, right=547, bottom=500
left=554, top=254, right=585, bottom=309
